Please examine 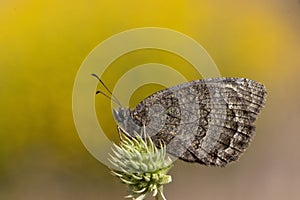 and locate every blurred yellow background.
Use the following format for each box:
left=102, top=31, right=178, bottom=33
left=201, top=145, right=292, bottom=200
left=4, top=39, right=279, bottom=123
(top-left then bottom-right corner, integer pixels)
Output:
left=1, top=1, right=300, bottom=200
